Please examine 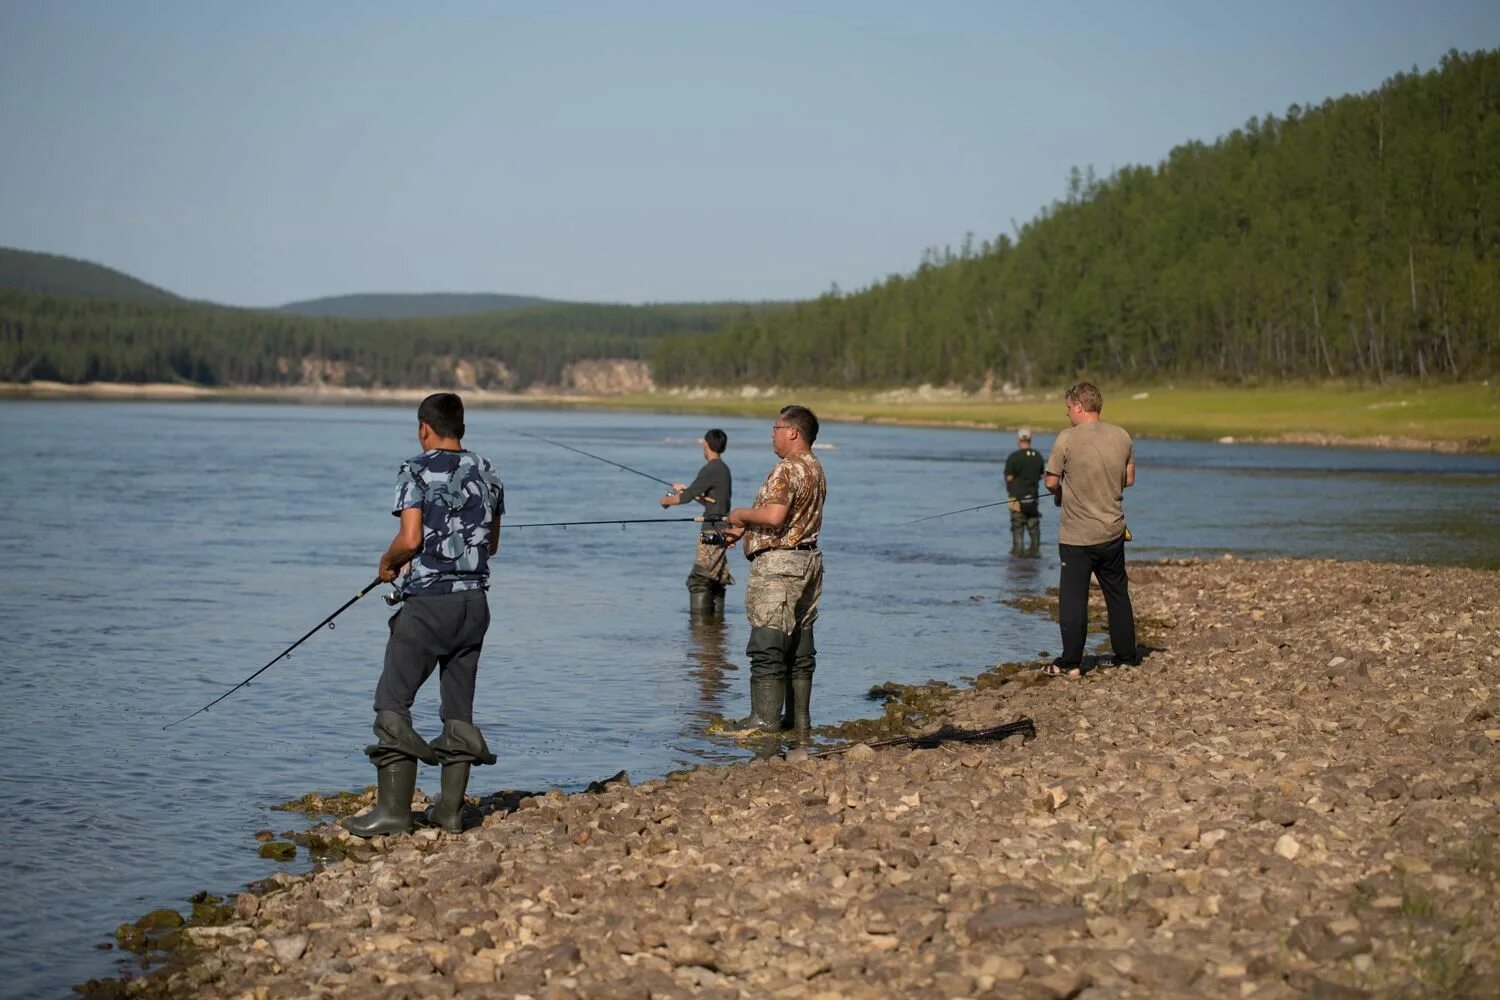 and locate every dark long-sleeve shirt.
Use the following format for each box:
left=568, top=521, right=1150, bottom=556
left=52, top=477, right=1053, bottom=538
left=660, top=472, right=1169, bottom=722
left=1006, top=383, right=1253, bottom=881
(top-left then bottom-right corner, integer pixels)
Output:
left=677, top=457, right=732, bottom=519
